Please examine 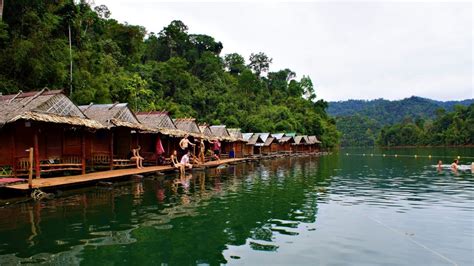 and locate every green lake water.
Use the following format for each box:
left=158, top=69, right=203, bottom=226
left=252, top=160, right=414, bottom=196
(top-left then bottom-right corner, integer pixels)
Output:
left=0, top=148, right=472, bottom=265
